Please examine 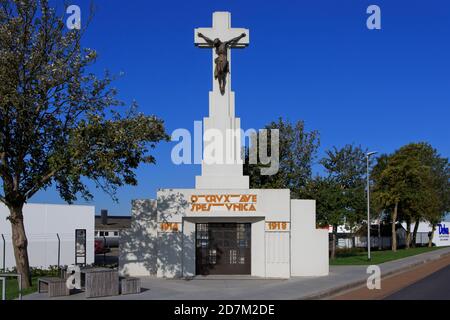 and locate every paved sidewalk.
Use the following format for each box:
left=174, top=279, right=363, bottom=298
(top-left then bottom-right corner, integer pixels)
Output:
left=24, top=246, right=450, bottom=300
